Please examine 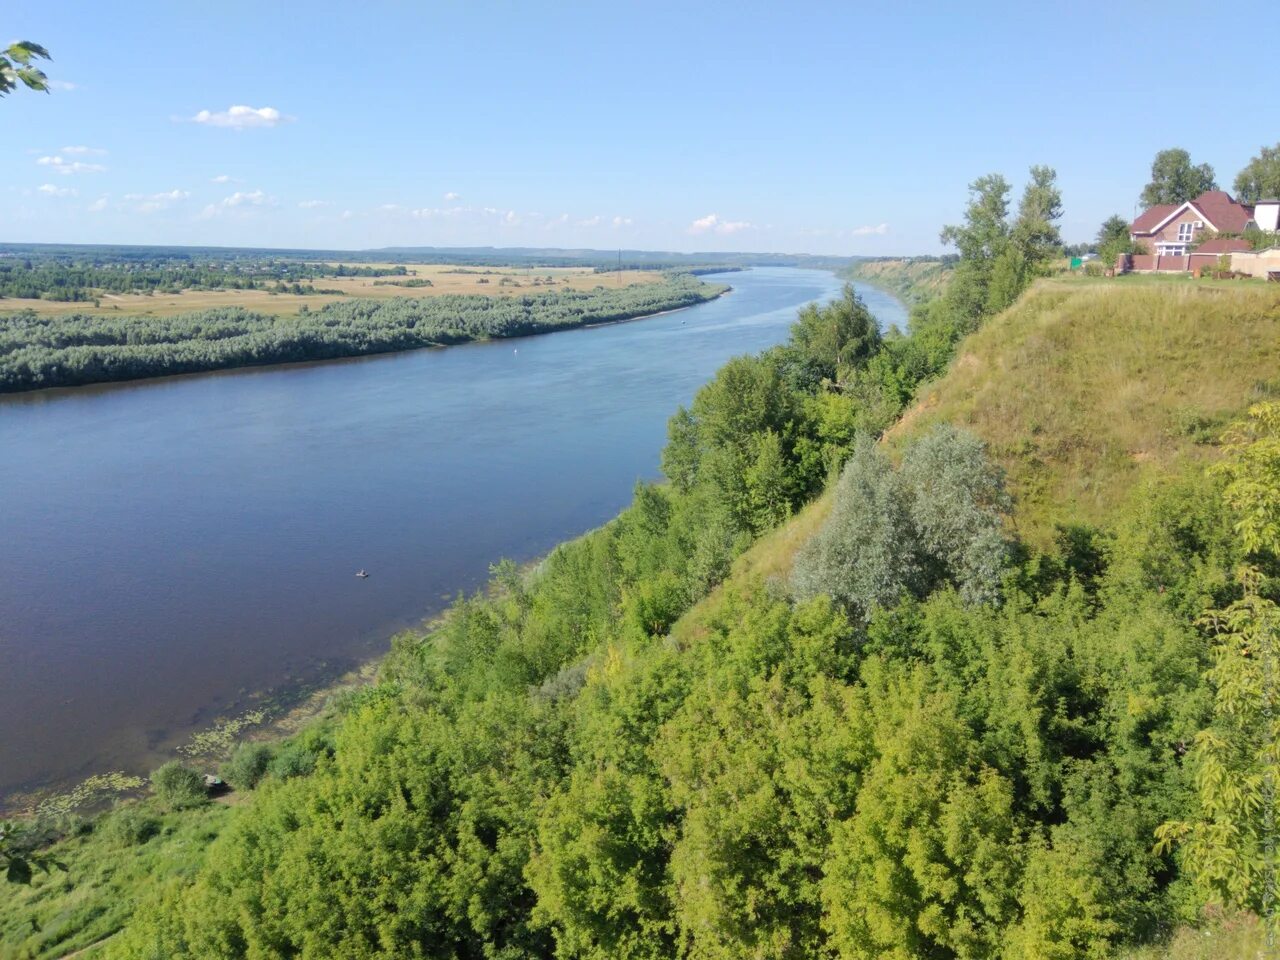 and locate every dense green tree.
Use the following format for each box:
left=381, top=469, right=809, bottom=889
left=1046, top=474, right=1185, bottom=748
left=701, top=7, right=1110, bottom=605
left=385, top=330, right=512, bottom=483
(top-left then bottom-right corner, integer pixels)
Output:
left=939, top=174, right=1011, bottom=331
left=988, top=166, right=1063, bottom=313
left=1096, top=214, right=1133, bottom=265
left=822, top=664, right=1022, bottom=960
left=1140, top=148, right=1218, bottom=207
left=1233, top=143, right=1280, bottom=205
left=784, top=284, right=882, bottom=387
left=793, top=426, right=1010, bottom=618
